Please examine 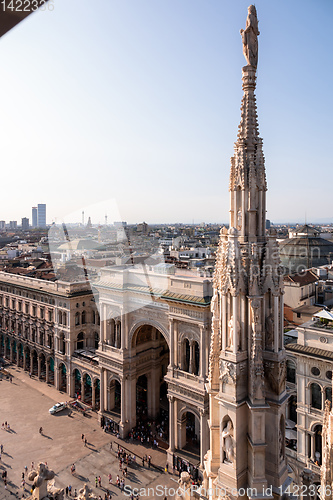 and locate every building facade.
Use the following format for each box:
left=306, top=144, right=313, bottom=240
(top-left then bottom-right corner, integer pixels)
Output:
left=94, top=265, right=212, bottom=467
left=285, top=318, right=333, bottom=487
left=37, top=204, right=46, bottom=228
left=0, top=271, right=101, bottom=407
